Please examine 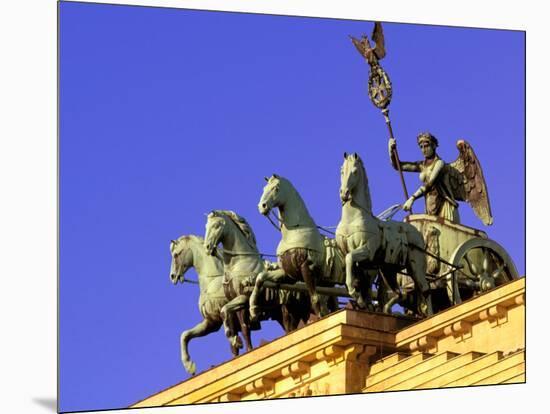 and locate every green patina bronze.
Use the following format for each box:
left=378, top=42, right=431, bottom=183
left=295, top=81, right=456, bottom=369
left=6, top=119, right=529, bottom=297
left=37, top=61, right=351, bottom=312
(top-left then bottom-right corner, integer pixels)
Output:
left=203, top=211, right=314, bottom=358
left=169, top=235, right=230, bottom=375
left=389, top=134, right=493, bottom=226
left=169, top=22, right=521, bottom=374
left=252, top=175, right=342, bottom=318
left=336, top=152, right=433, bottom=316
